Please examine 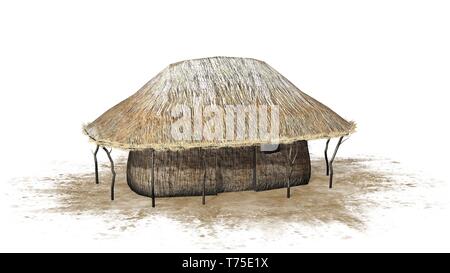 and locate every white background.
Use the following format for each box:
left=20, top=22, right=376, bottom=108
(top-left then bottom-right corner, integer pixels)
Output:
left=0, top=0, right=449, bottom=251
